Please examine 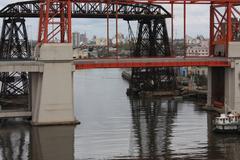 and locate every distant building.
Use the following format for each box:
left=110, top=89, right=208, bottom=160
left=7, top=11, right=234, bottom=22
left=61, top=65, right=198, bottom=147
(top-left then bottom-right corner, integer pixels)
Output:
left=112, top=33, right=125, bottom=45
left=187, top=45, right=209, bottom=56
left=172, top=39, right=185, bottom=55
left=179, top=67, right=188, bottom=77
left=172, top=35, right=209, bottom=77
left=89, top=35, right=108, bottom=46
left=95, top=38, right=107, bottom=46
left=88, top=35, right=97, bottom=45
left=73, top=48, right=89, bottom=59
left=72, top=32, right=80, bottom=48
left=80, top=32, right=88, bottom=44
left=186, top=35, right=209, bottom=57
